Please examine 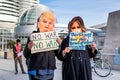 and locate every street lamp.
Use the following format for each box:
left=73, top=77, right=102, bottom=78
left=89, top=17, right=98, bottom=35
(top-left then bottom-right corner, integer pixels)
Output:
left=1, top=31, right=4, bottom=51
